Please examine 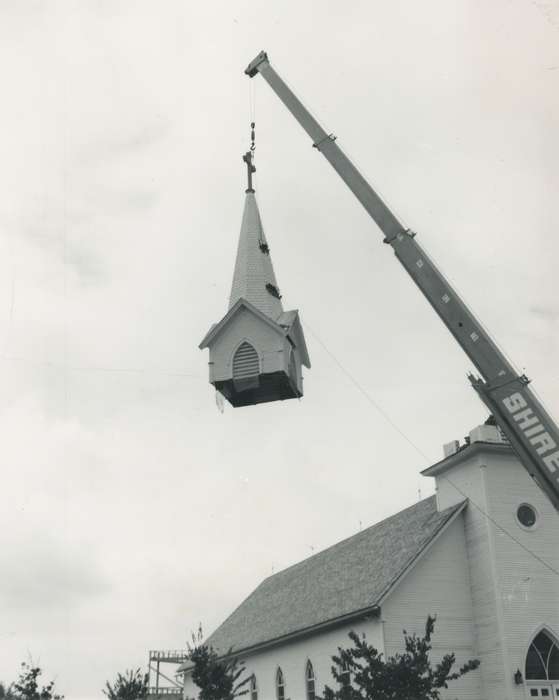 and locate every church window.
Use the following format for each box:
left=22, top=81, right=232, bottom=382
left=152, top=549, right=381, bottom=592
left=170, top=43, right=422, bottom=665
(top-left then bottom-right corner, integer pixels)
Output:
left=517, top=503, right=538, bottom=529
left=526, top=630, right=559, bottom=680
left=233, top=342, right=259, bottom=379
left=306, top=661, right=316, bottom=700
left=250, top=674, right=258, bottom=700
left=276, top=668, right=285, bottom=700
left=340, top=660, right=350, bottom=688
